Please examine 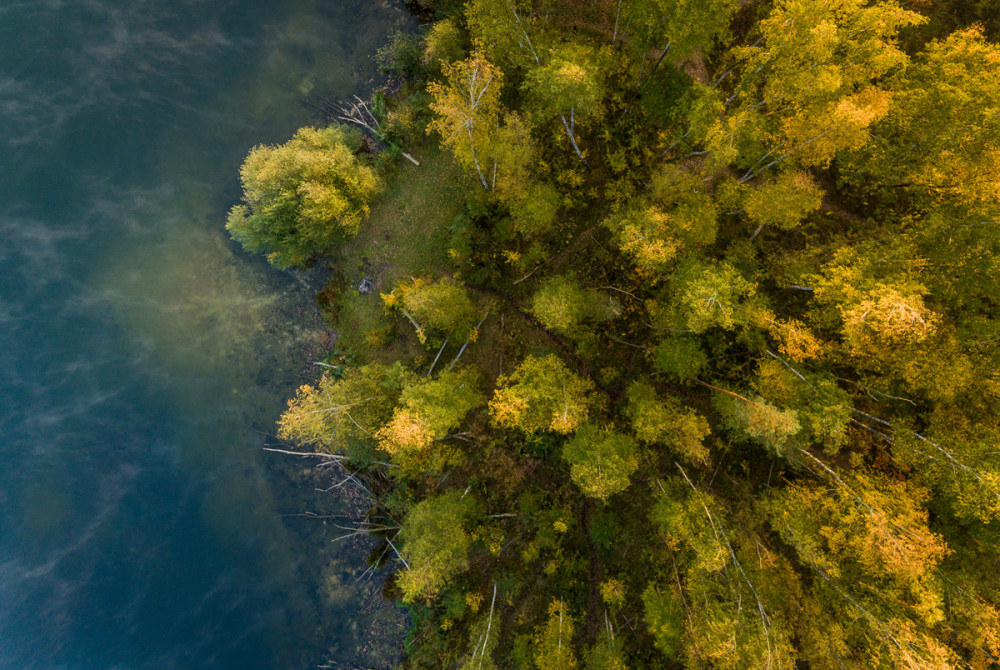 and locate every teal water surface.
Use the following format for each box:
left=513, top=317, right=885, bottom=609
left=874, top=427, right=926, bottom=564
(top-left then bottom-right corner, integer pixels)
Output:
left=0, top=1, right=412, bottom=668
